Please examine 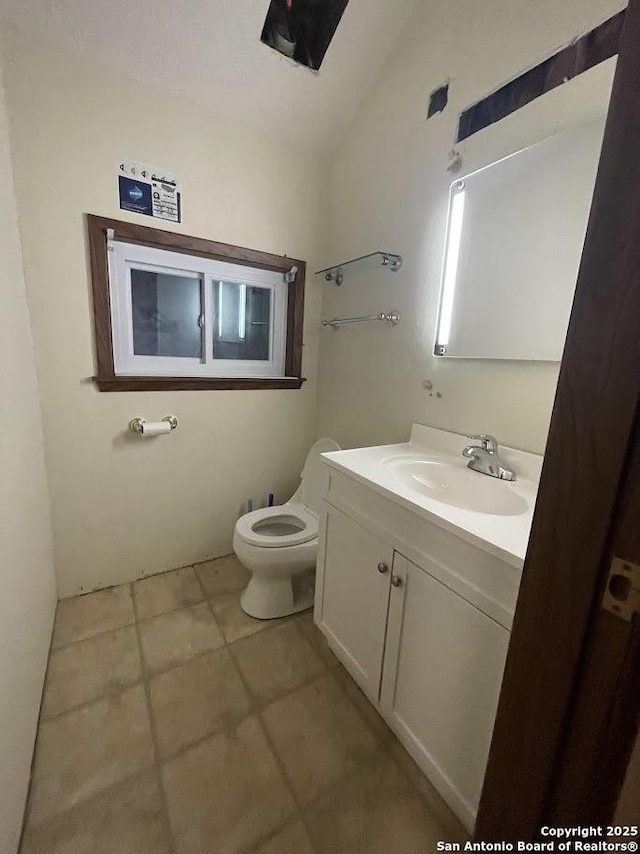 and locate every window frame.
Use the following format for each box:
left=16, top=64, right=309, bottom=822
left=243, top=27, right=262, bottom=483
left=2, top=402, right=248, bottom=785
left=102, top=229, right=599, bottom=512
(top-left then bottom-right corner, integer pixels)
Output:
left=110, top=243, right=287, bottom=377
left=87, top=215, right=305, bottom=391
